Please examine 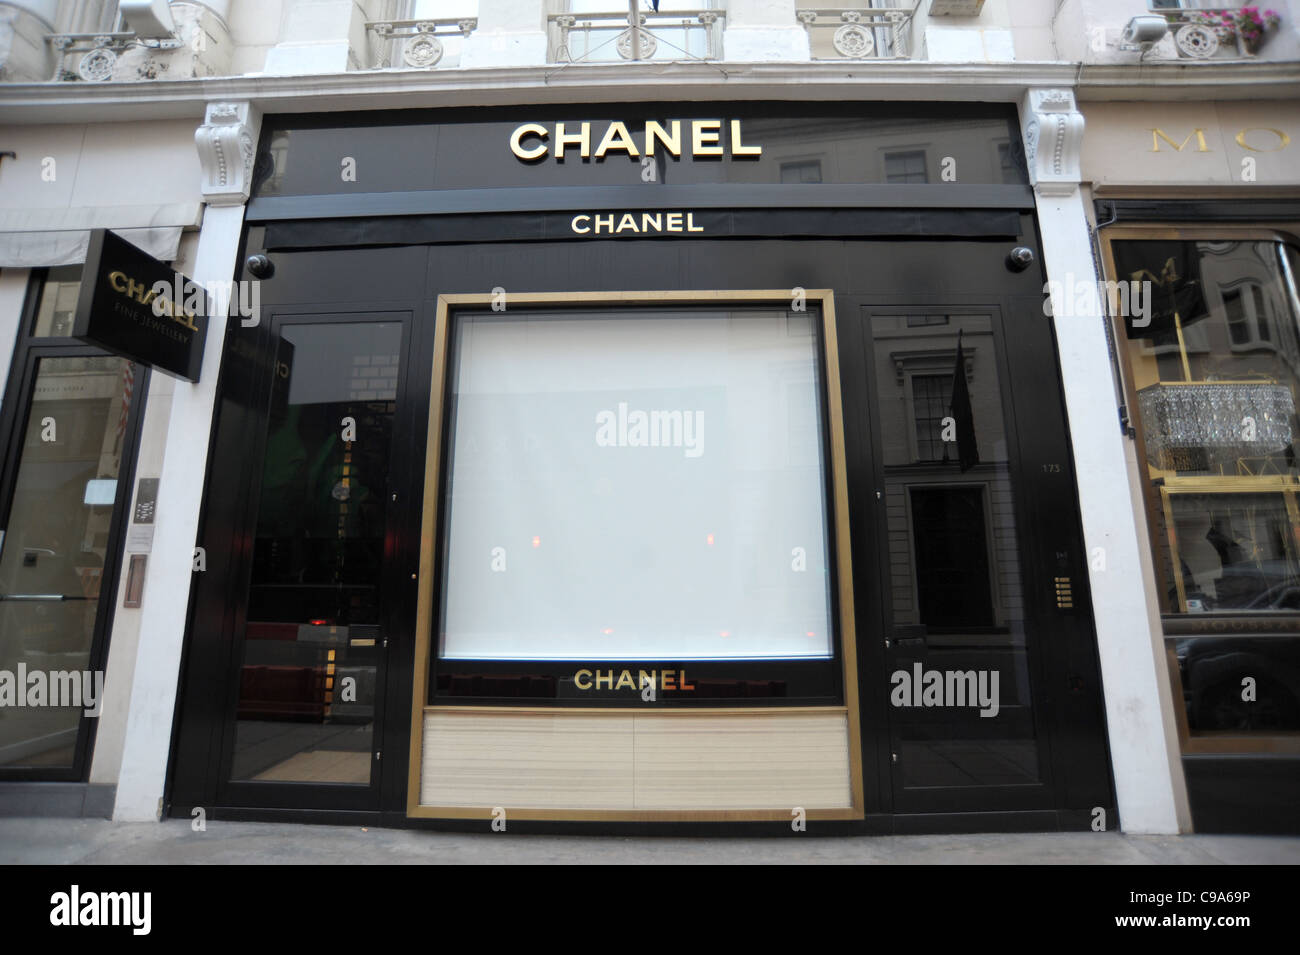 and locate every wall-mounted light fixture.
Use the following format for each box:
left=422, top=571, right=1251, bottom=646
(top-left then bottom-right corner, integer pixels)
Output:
left=1119, top=15, right=1169, bottom=53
